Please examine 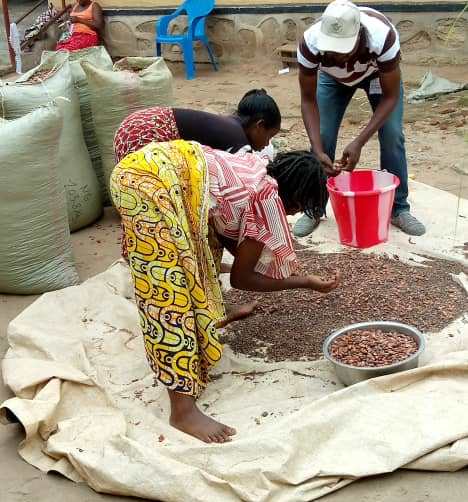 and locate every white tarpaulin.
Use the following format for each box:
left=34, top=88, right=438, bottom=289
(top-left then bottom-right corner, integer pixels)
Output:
left=407, top=71, right=468, bottom=103
left=1, top=181, right=467, bottom=501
